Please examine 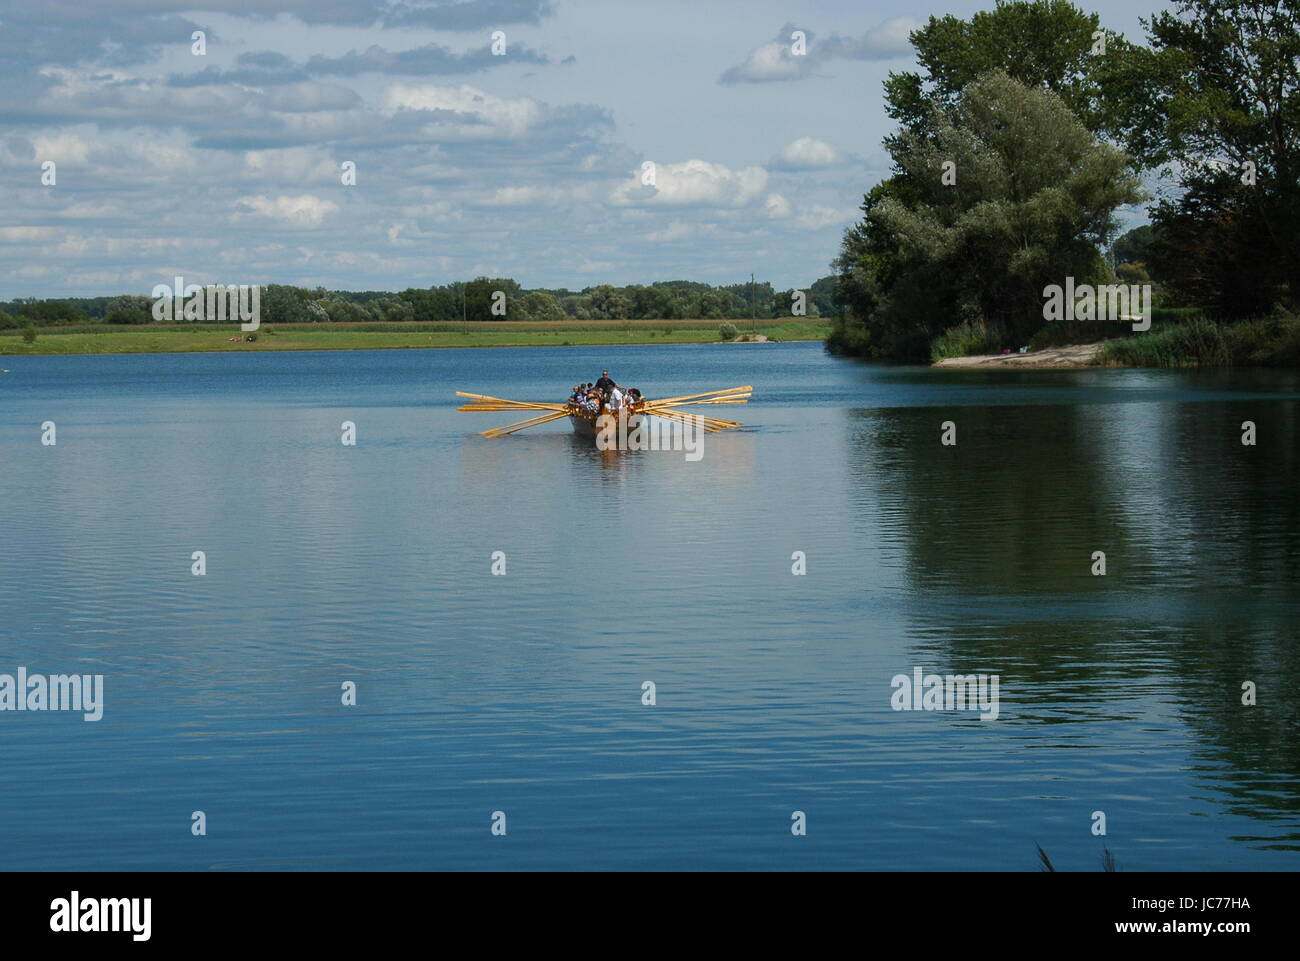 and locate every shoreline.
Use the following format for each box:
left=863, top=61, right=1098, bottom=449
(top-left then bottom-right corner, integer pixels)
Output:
left=932, top=342, right=1104, bottom=369
left=0, top=321, right=829, bottom=356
